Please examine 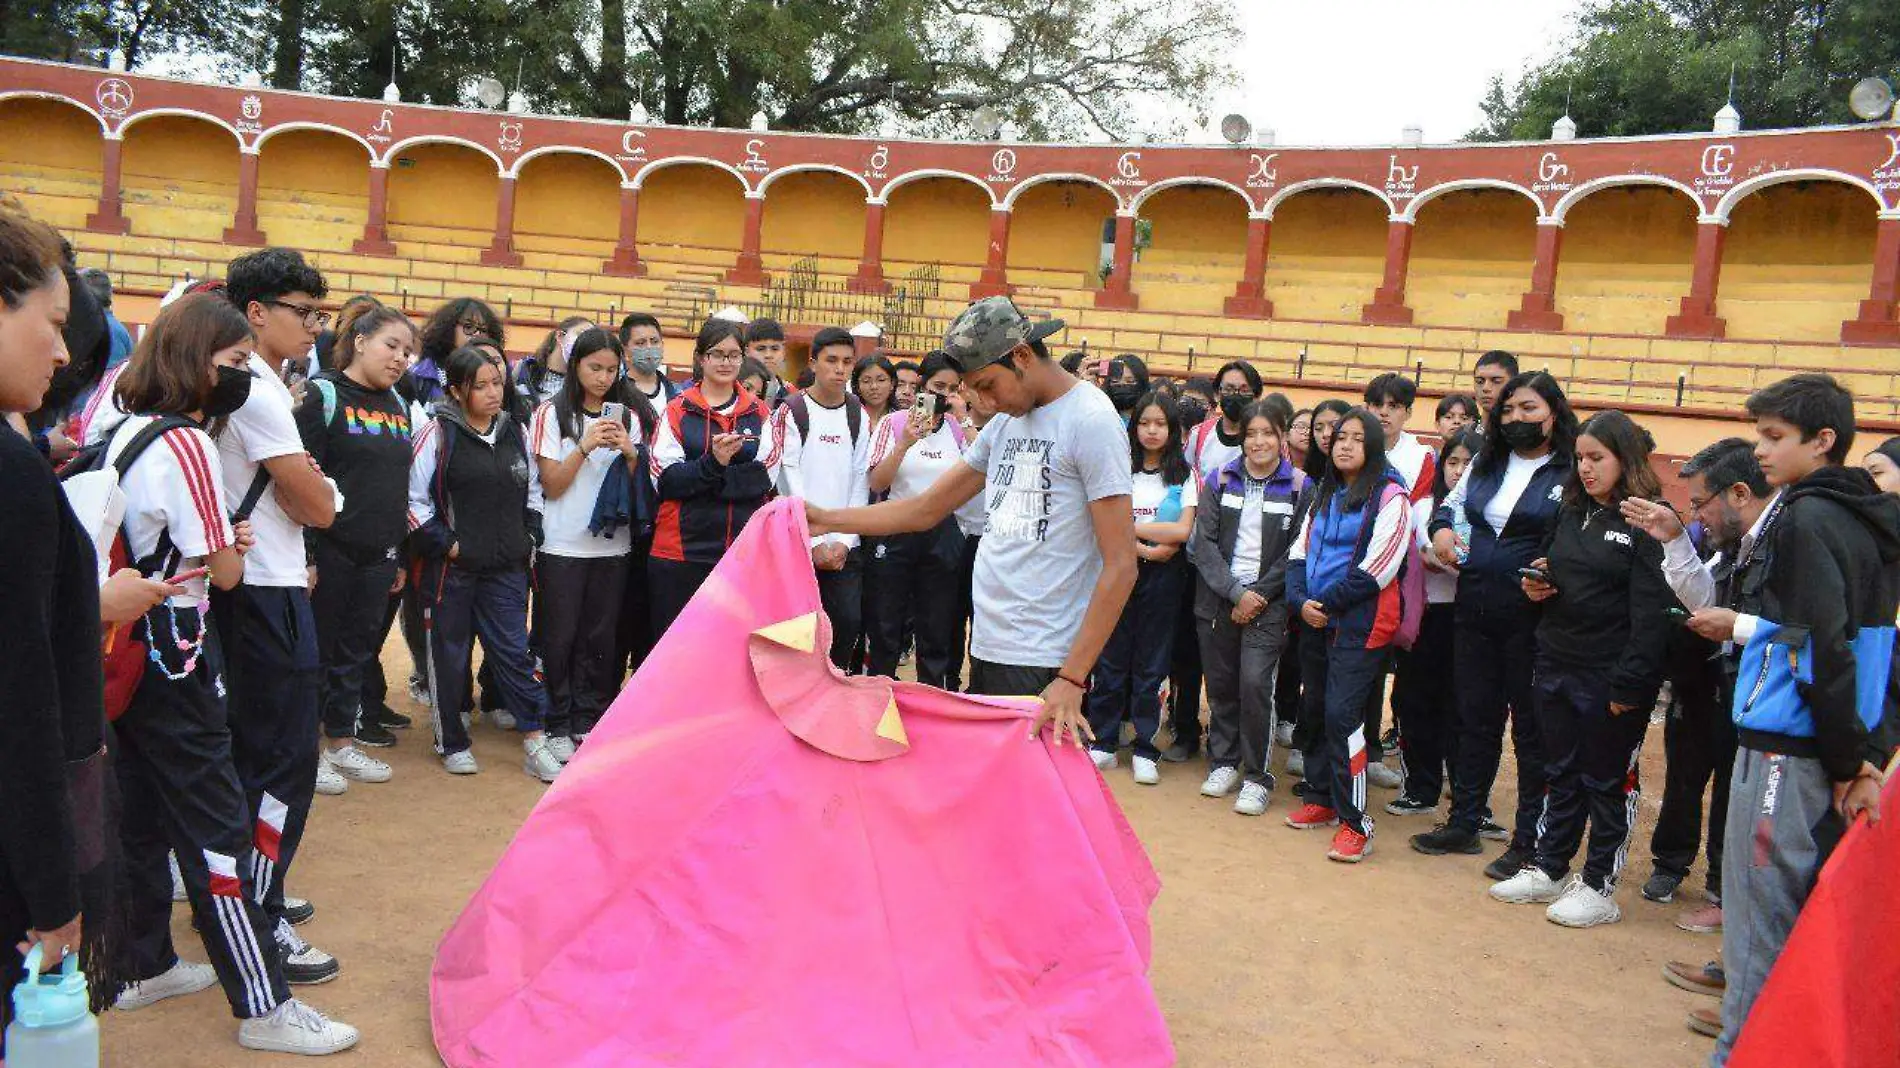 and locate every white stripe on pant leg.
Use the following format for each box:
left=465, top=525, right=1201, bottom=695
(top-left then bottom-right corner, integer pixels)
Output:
left=1606, top=740, right=1645, bottom=893
left=220, top=894, right=280, bottom=1016
left=213, top=897, right=266, bottom=1017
